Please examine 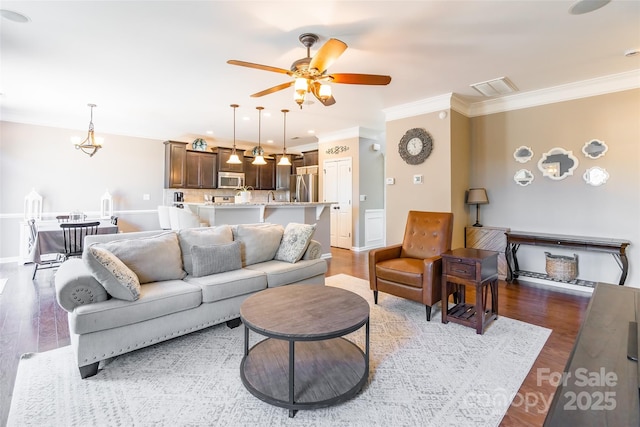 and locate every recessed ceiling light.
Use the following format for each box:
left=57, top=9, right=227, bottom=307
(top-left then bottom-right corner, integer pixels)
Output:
left=307, top=130, right=315, bottom=134
left=242, top=116, right=250, bottom=121
left=266, top=139, right=274, bottom=144
left=568, top=0, right=610, bottom=15
left=263, top=112, right=271, bottom=118
left=0, top=9, right=30, bottom=23
left=206, top=130, right=213, bottom=135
